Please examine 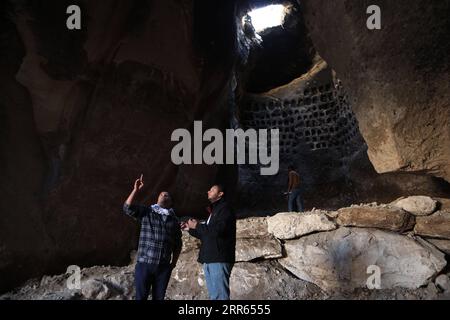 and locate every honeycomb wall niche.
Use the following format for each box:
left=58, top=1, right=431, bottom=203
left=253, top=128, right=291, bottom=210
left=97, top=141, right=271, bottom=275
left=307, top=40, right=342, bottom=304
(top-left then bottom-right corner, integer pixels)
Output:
left=234, top=60, right=367, bottom=211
